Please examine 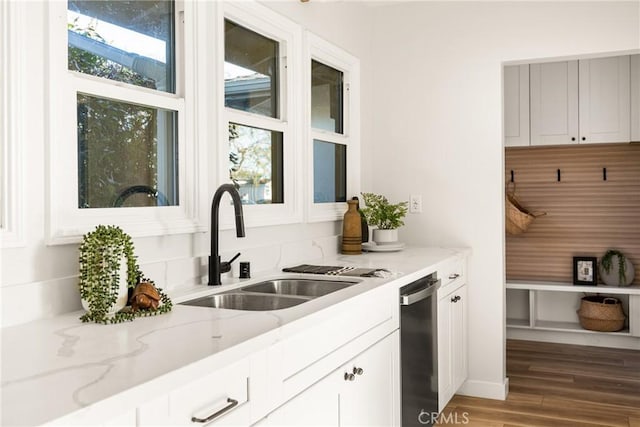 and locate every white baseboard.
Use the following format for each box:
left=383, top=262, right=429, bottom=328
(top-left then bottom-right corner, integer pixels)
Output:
left=457, top=377, right=509, bottom=401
